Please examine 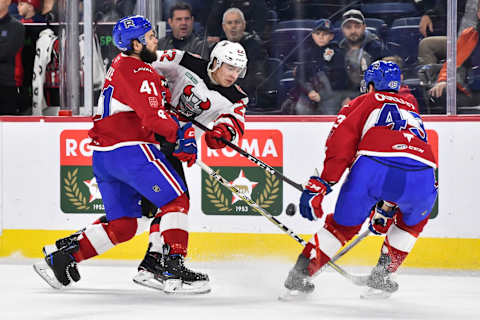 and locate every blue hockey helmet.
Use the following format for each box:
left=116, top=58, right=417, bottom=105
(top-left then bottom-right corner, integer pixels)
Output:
left=361, top=60, right=401, bottom=93
left=112, top=15, right=152, bottom=51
